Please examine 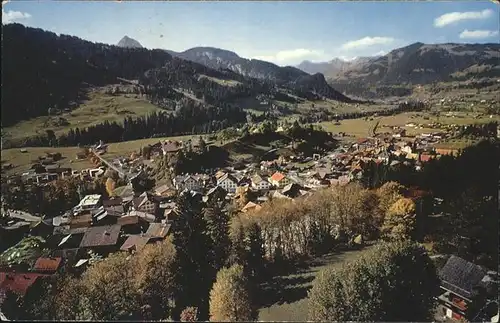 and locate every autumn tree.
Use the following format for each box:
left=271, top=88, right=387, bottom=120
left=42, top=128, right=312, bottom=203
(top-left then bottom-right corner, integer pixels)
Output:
left=53, top=277, right=87, bottom=320
left=377, top=181, right=405, bottom=214
left=134, top=238, right=177, bottom=320
left=209, top=264, right=254, bottom=322
left=78, top=252, right=142, bottom=320
left=382, top=198, right=417, bottom=240
left=105, top=177, right=116, bottom=197
left=308, top=240, right=439, bottom=322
